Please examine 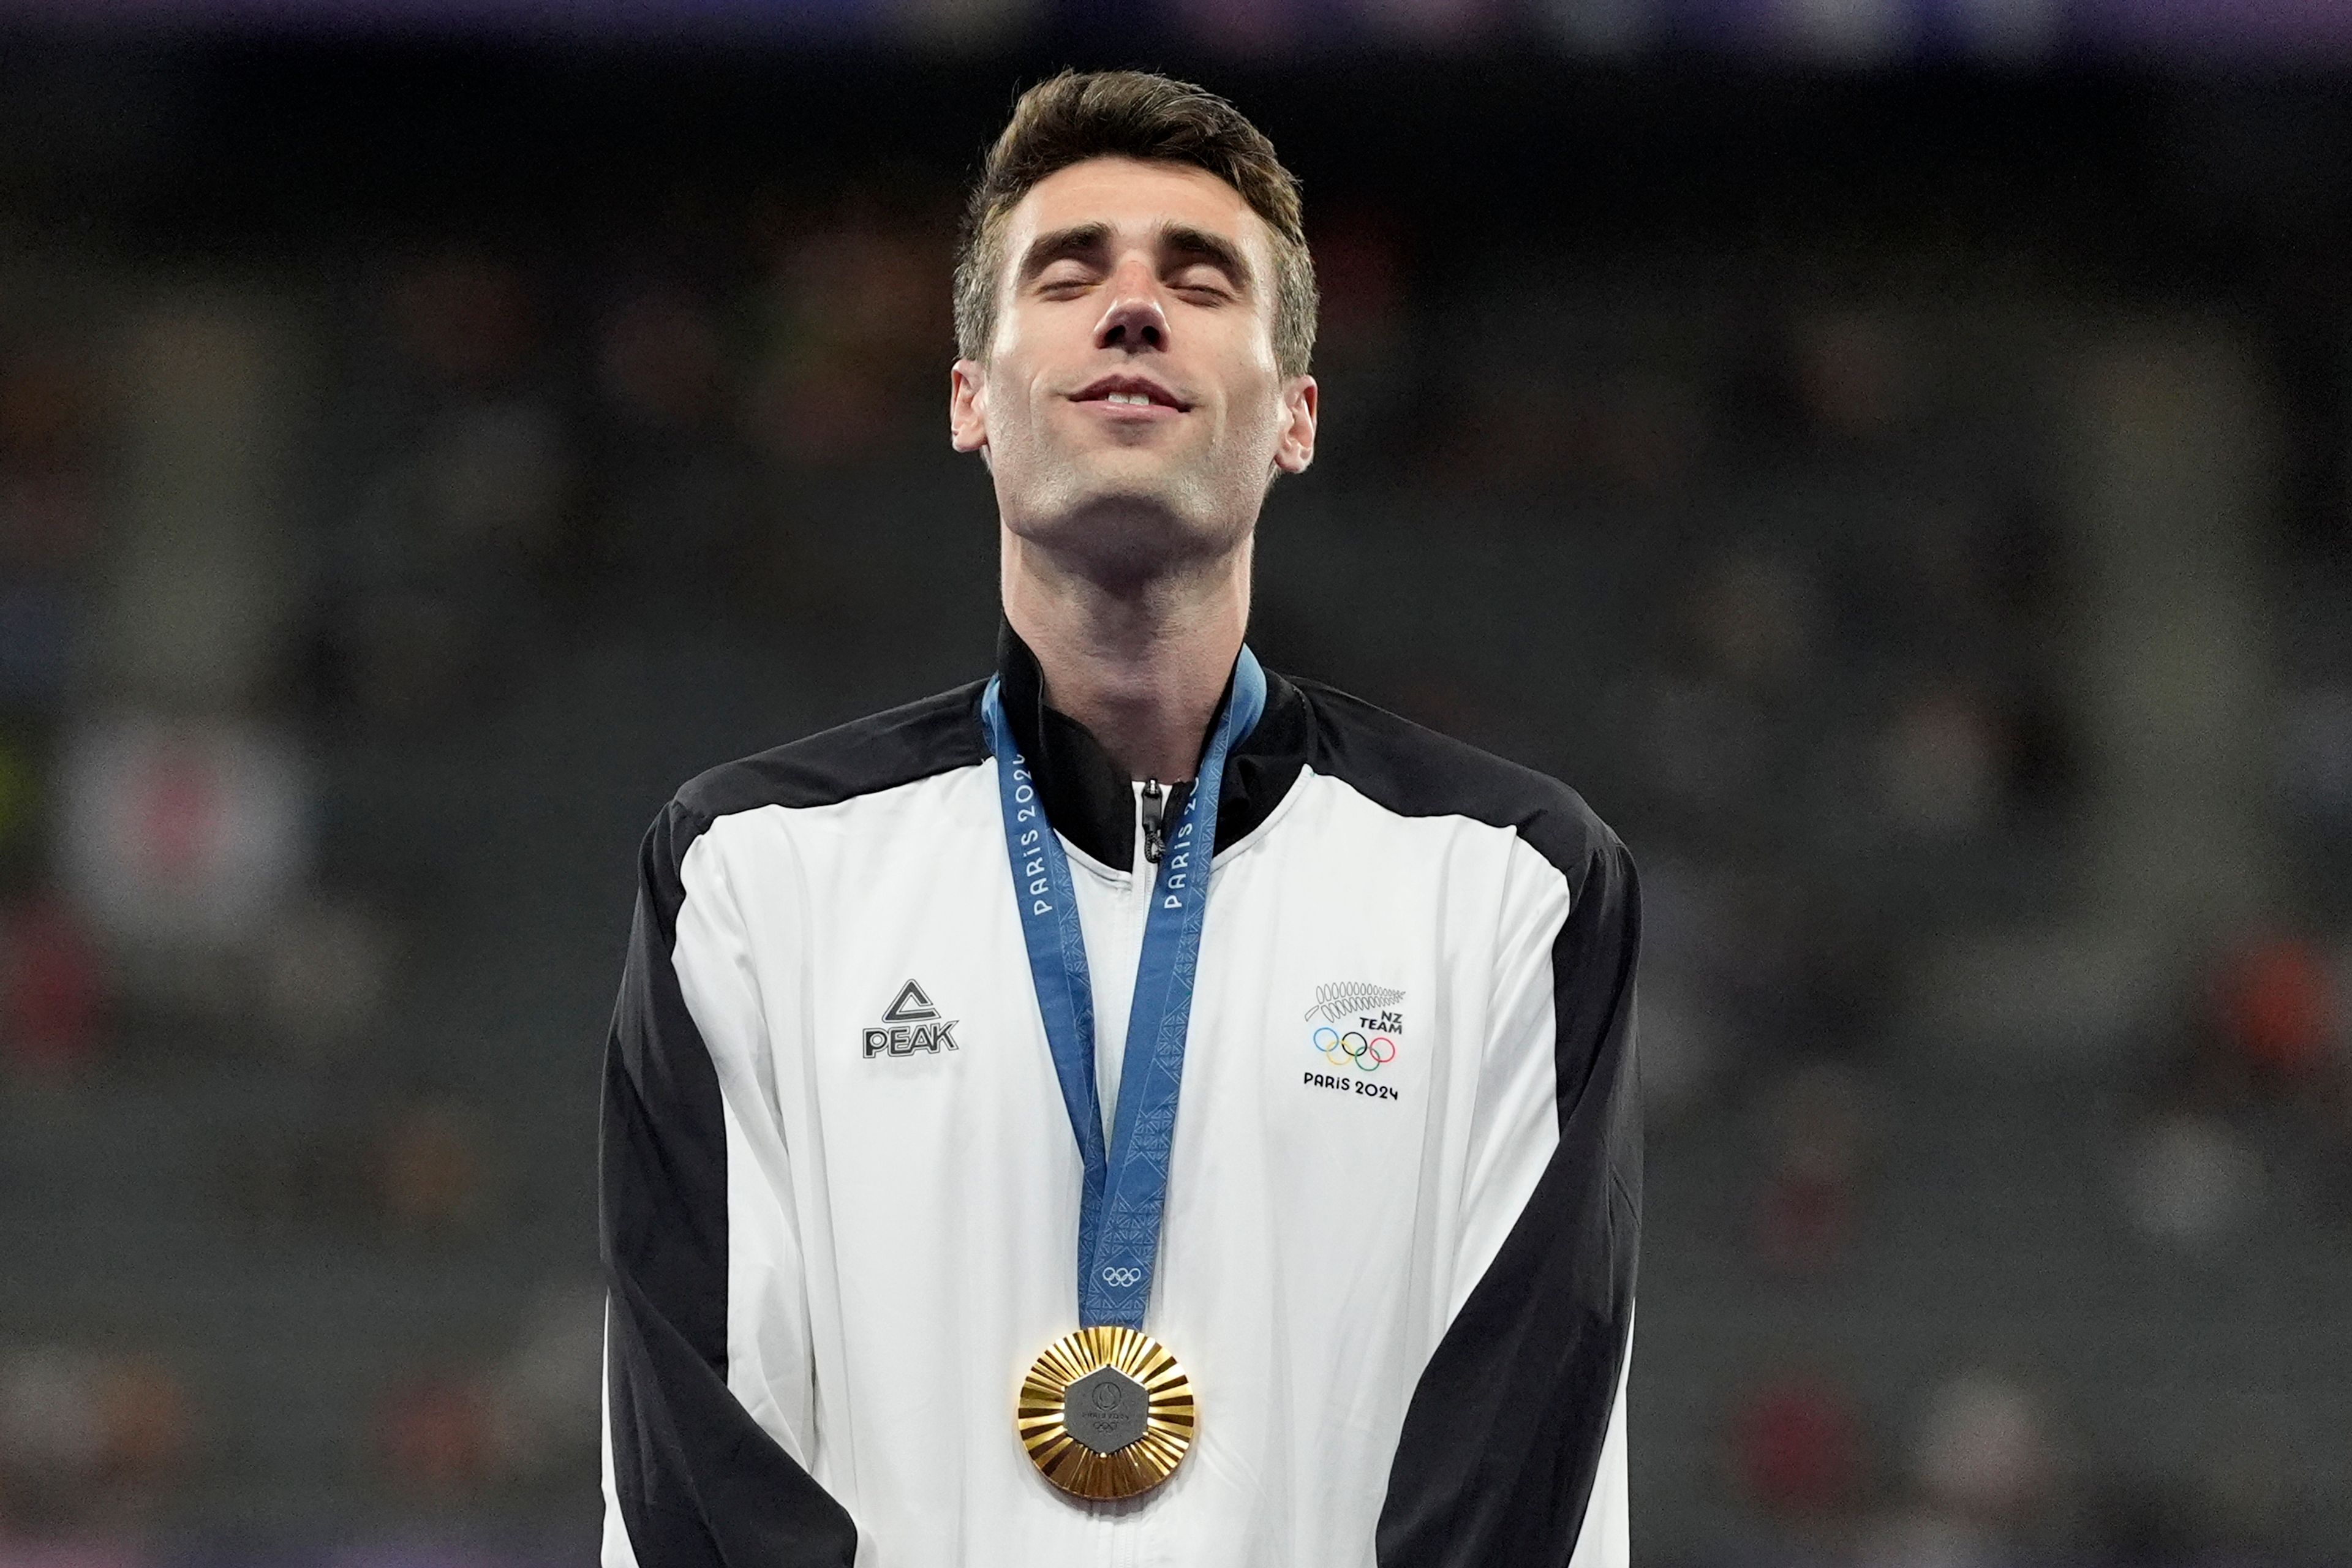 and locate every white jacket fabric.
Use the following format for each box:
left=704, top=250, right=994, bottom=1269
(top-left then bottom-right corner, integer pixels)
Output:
left=599, top=631, right=1642, bottom=1567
